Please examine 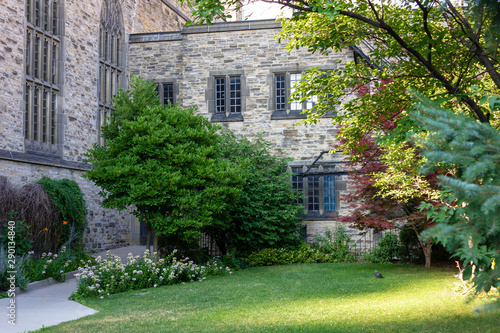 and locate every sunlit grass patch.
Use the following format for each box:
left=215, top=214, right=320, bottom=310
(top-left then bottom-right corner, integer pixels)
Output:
left=37, top=263, right=499, bottom=333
